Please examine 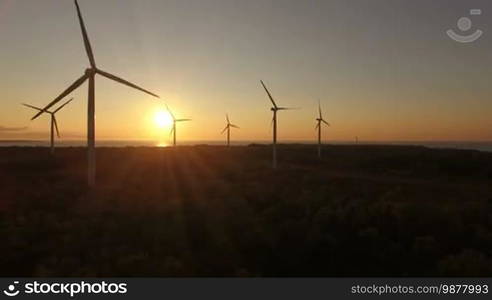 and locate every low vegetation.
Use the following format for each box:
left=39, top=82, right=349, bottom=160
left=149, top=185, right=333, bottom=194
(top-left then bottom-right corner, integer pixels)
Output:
left=0, top=145, right=491, bottom=276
